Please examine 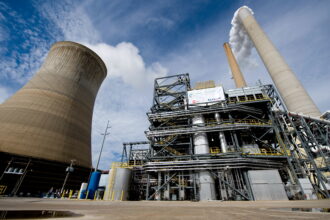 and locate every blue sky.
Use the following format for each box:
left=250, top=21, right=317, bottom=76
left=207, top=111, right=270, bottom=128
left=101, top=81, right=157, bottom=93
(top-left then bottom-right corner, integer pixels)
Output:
left=0, top=0, right=329, bottom=170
